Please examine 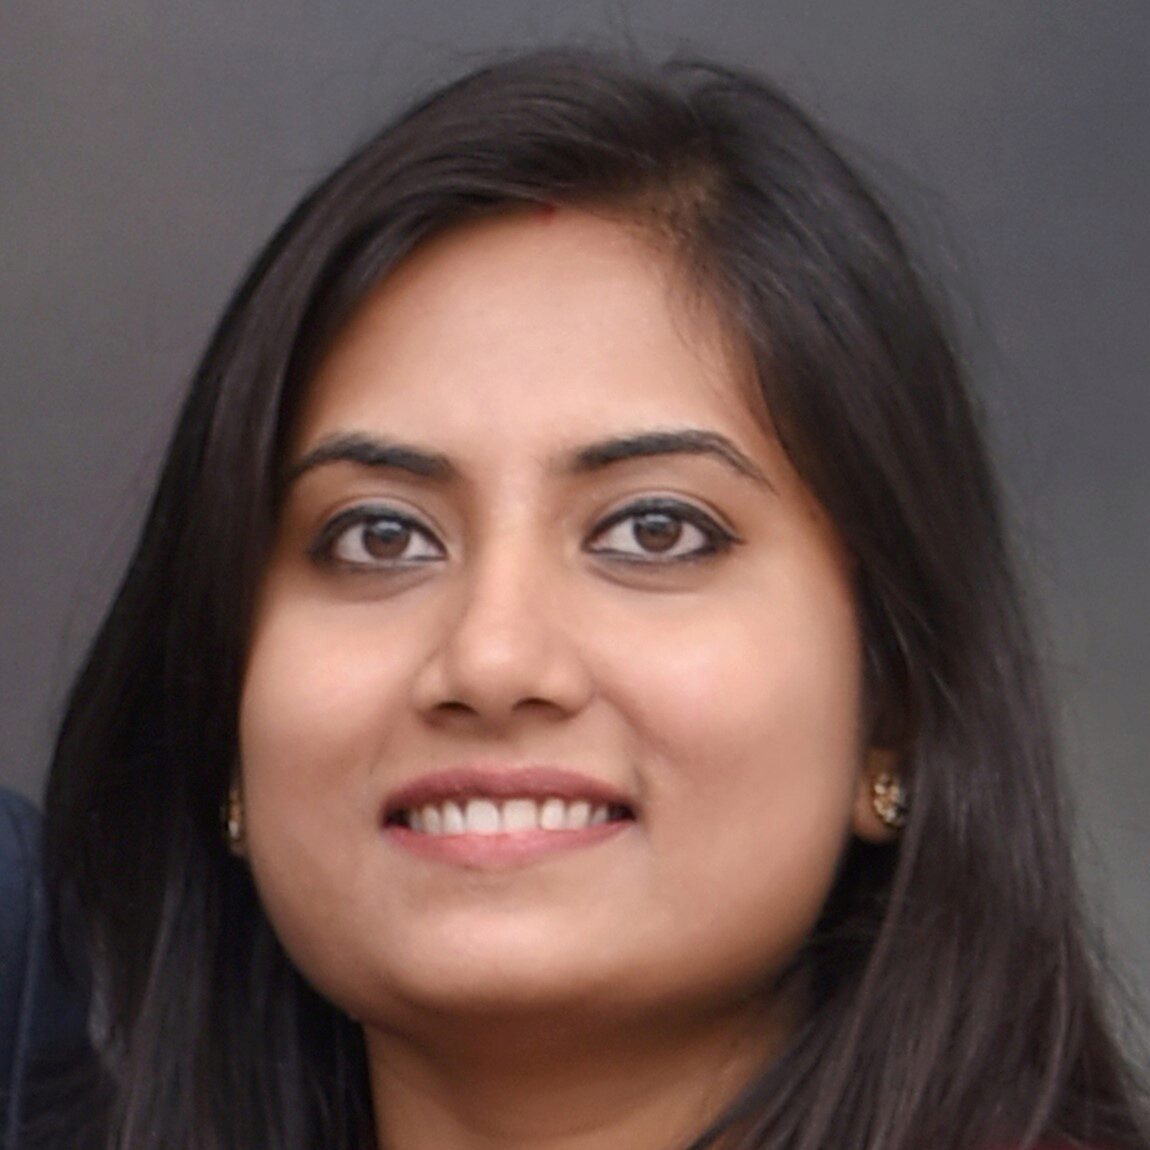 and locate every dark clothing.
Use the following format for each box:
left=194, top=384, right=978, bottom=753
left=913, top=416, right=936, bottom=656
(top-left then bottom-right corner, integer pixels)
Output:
left=1, top=790, right=89, bottom=1150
